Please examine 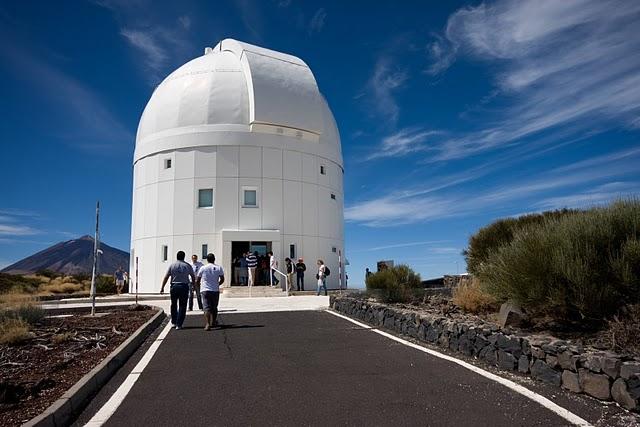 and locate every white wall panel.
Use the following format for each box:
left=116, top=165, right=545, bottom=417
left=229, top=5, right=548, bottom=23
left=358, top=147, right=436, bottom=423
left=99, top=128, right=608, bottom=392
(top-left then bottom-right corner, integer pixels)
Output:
left=283, top=150, right=302, bottom=181
left=144, top=154, right=159, bottom=185
left=195, top=147, right=216, bottom=178
left=301, top=182, right=318, bottom=236
left=238, top=177, right=262, bottom=229
left=172, top=179, right=195, bottom=235
left=214, top=177, right=238, bottom=230
left=262, top=178, right=282, bottom=229
left=283, top=181, right=302, bottom=235
left=193, top=177, right=216, bottom=234
left=239, top=146, right=261, bottom=178
left=143, top=183, right=158, bottom=238
left=301, top=153, right=317, bottom=184
left=156, top=181, right=175, bottom=236
left=262, top=148, right=282, bottom=179
left=217, top=146, right=238, bottom=177
left=174, top=149, right=194, bottom=180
